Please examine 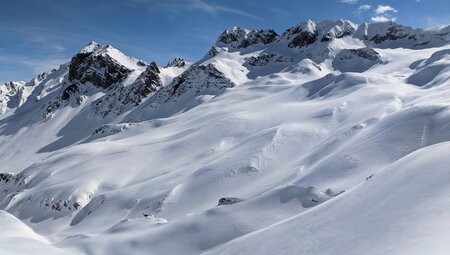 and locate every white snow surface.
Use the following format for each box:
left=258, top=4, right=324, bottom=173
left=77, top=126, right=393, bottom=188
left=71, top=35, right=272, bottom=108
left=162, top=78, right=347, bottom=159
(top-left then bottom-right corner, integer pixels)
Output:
left=0, top=20, right=450, bottom=255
